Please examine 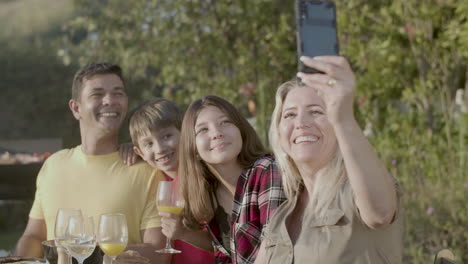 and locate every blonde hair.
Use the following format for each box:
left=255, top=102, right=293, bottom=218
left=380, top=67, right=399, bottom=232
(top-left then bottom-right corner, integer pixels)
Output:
left=128, top=98, right=182, bottom=147
left=179, top=95, right=267, bottom=228
left=269, top=78, right=347, bottom=216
